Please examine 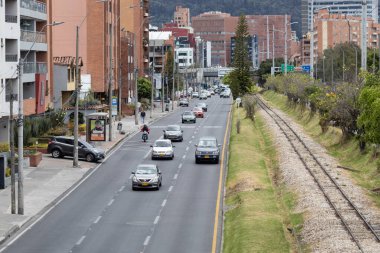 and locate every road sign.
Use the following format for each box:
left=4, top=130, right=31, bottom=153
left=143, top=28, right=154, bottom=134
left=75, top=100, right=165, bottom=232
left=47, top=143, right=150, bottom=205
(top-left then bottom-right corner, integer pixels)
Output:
left=302, top=65, right=311, bottom=72
left=112, top=96, right=117, bottom=116
left=280, top=64, right=295, bottom=72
